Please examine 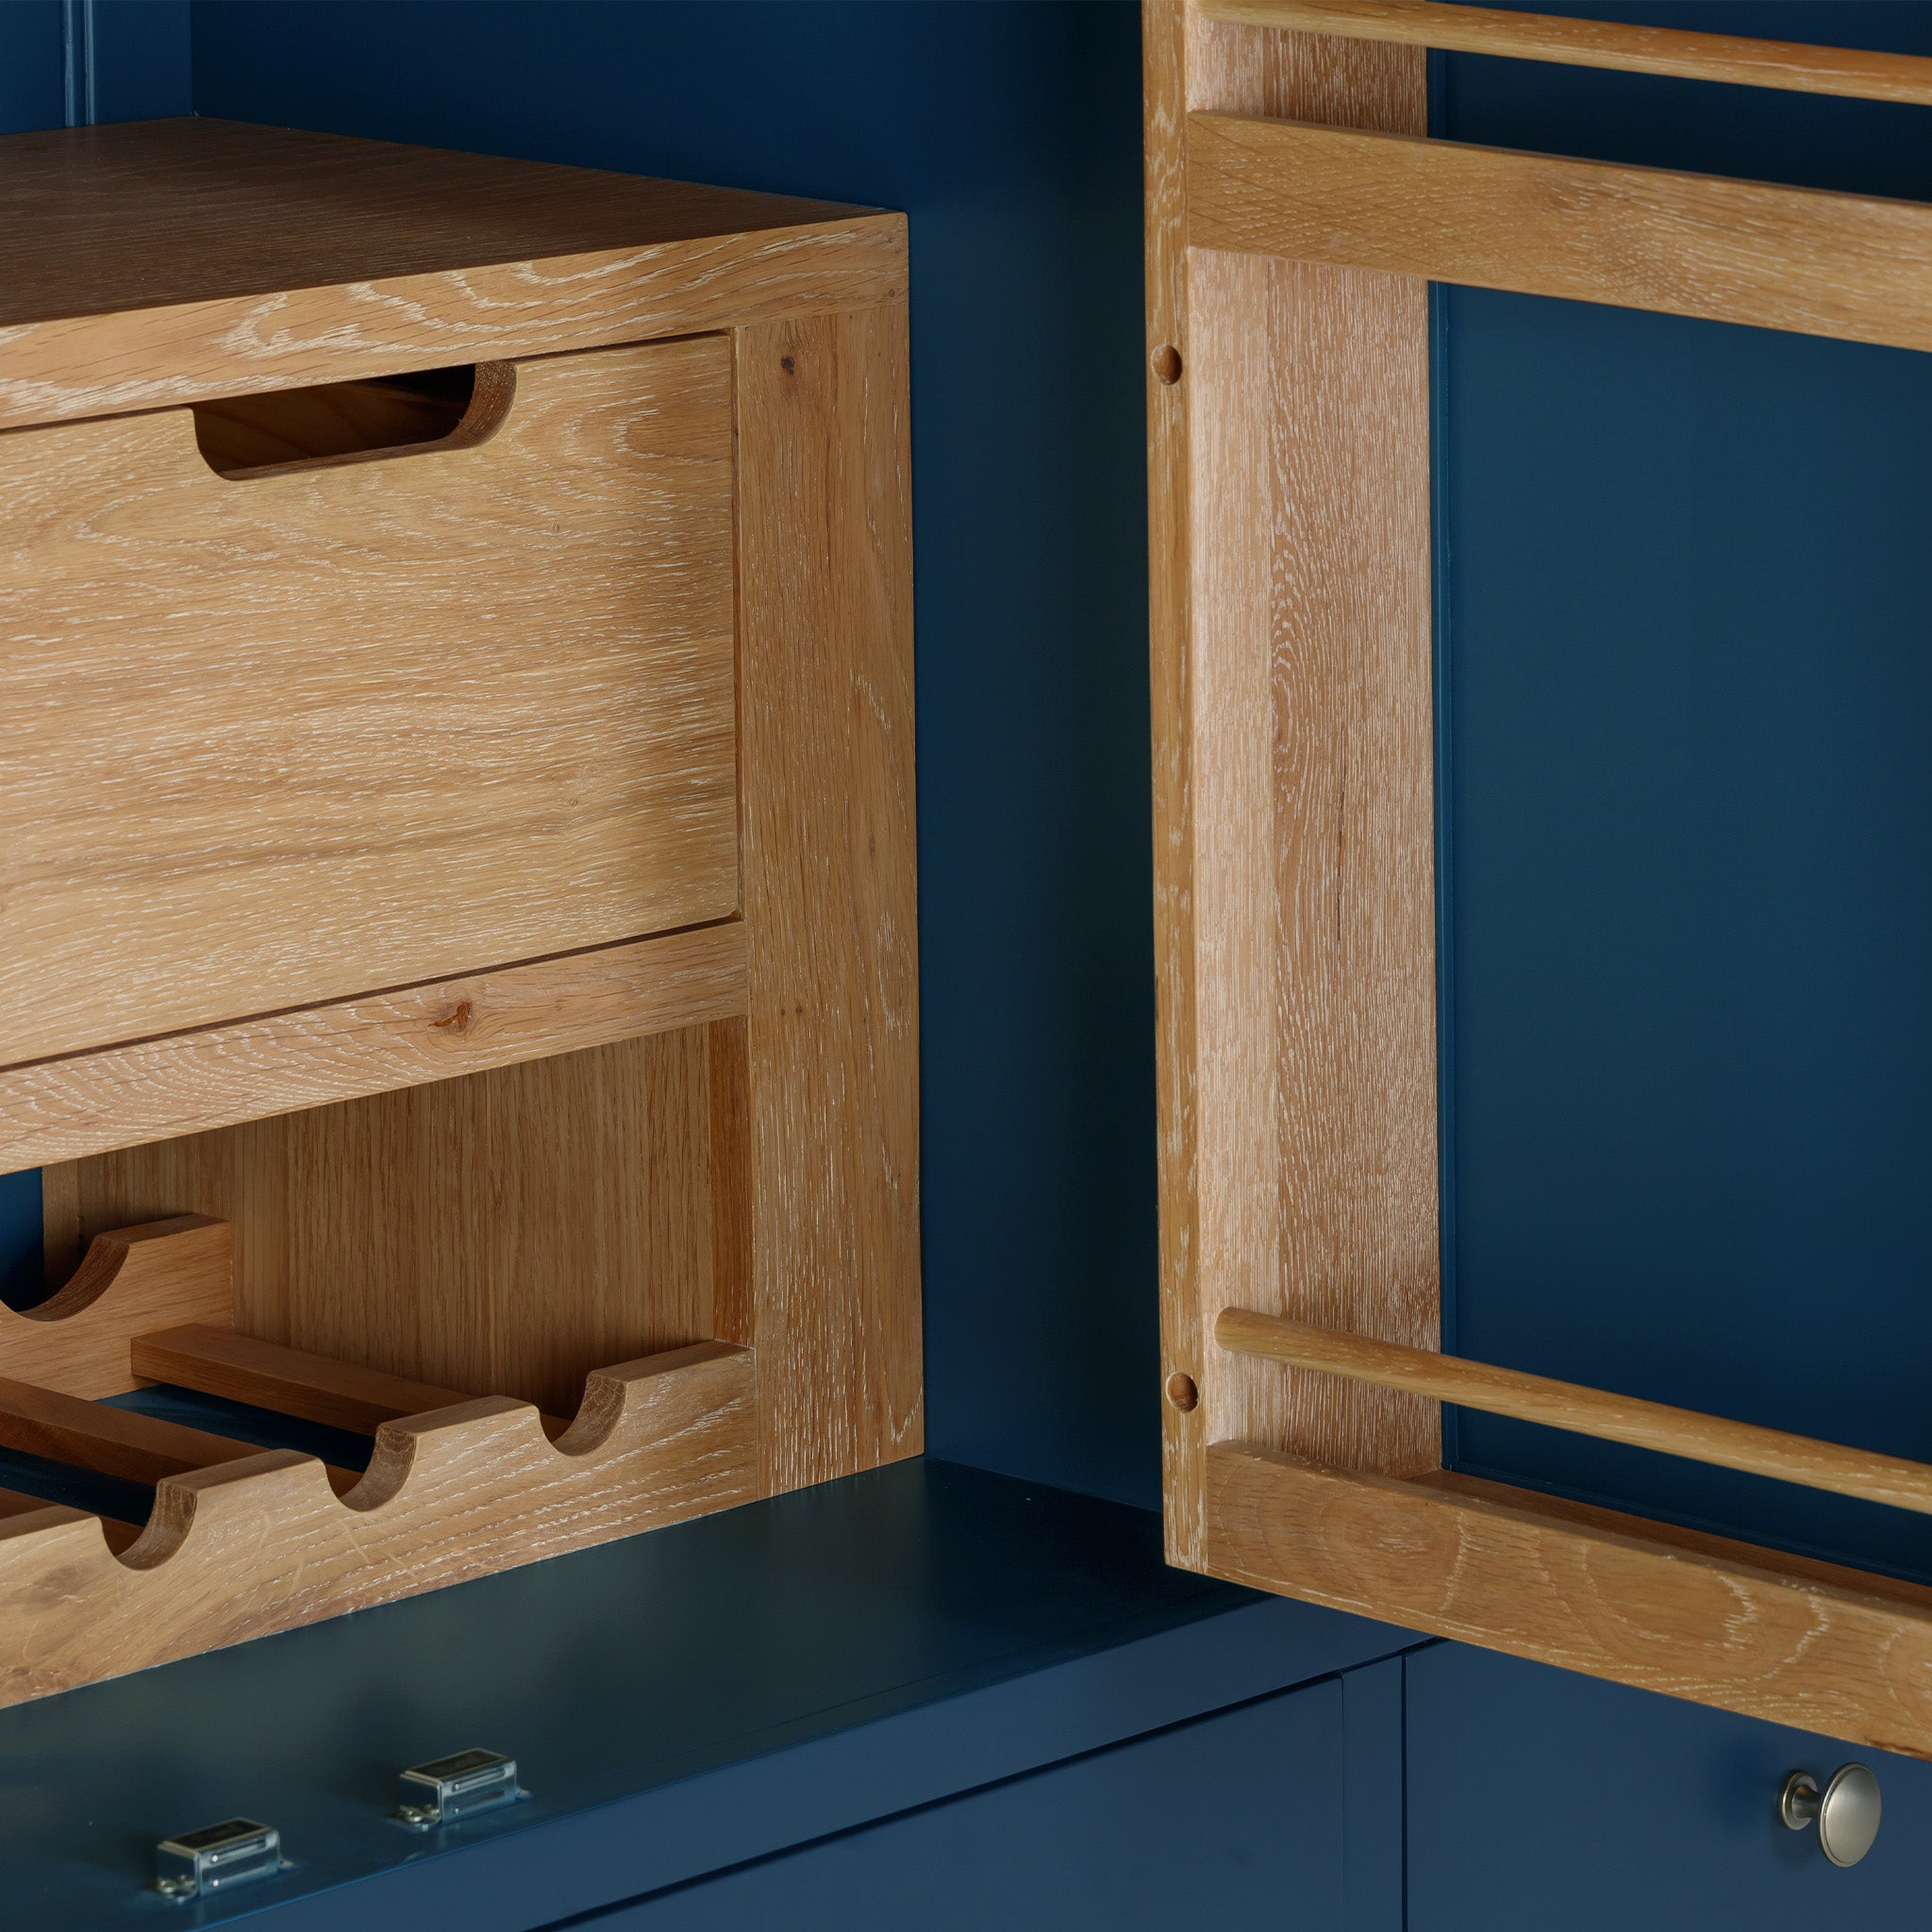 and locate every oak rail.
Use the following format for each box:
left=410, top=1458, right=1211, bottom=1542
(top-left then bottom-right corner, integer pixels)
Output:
left=1207, top=1443, right=1932, bottom=1760
left=1218, top=1307, right=1932, bottom=1518
left=0, top=924, right=749, bottom=1176
left=132, top=1325, right=570, bottom=1440
left=1187, top=113, right=1932, bottom=358
left=1199, top=0, right=1932, bottom=107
